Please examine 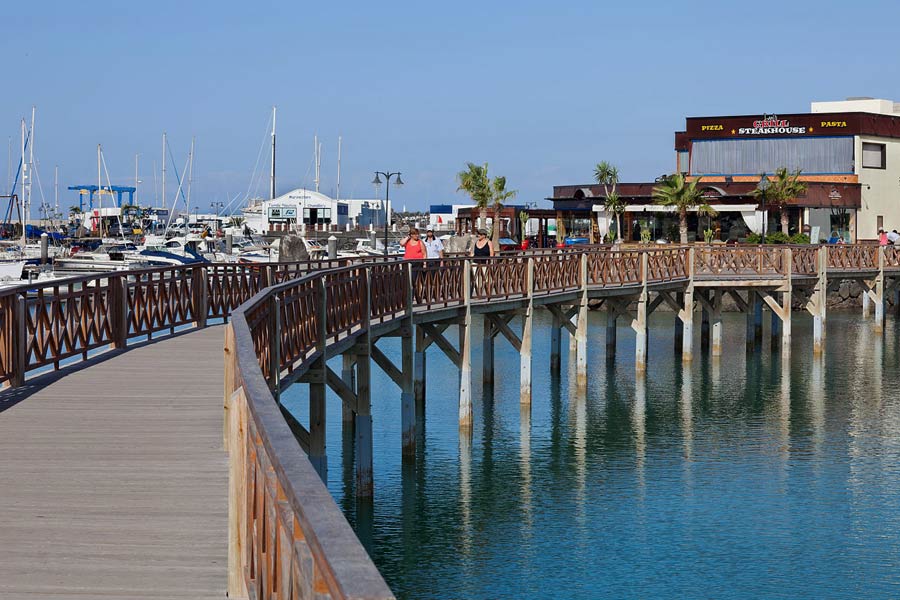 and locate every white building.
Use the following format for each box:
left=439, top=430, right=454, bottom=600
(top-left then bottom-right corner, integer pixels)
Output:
left=428, top=204, right=474, bottom=230
left=242, top=188, right=349, bottom=234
